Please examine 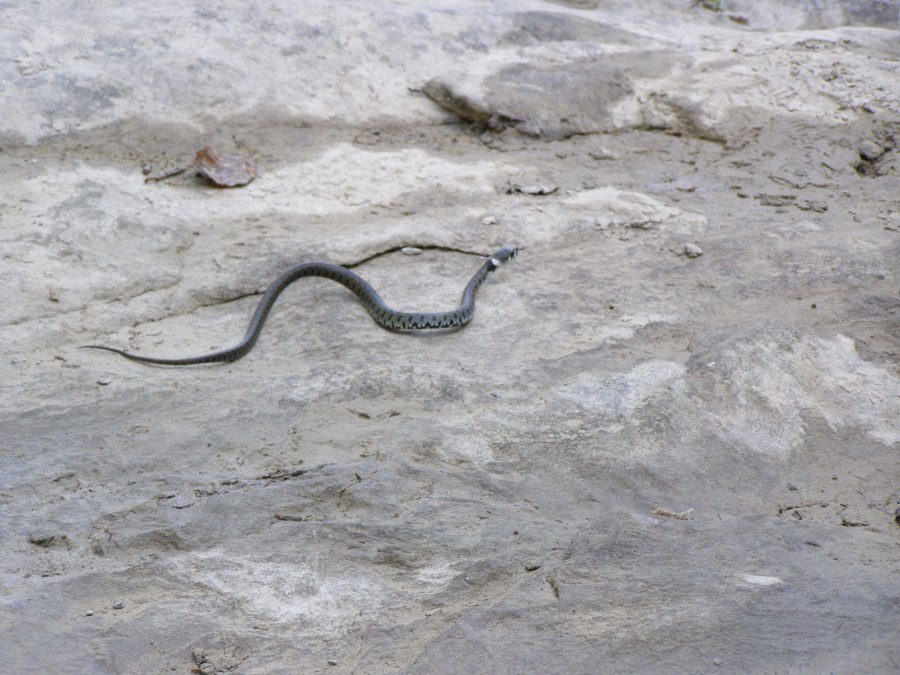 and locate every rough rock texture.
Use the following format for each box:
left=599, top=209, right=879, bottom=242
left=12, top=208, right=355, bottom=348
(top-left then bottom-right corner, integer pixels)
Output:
left=1, top=1, right=898, bottom=673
